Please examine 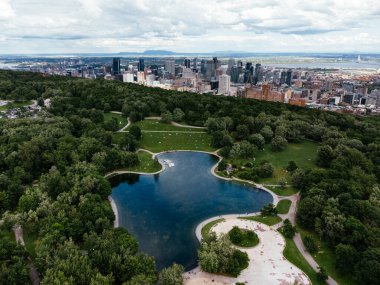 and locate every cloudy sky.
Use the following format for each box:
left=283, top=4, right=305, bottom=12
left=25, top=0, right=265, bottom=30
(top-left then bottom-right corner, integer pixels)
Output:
left=0, top=0, right=379, bottom=54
